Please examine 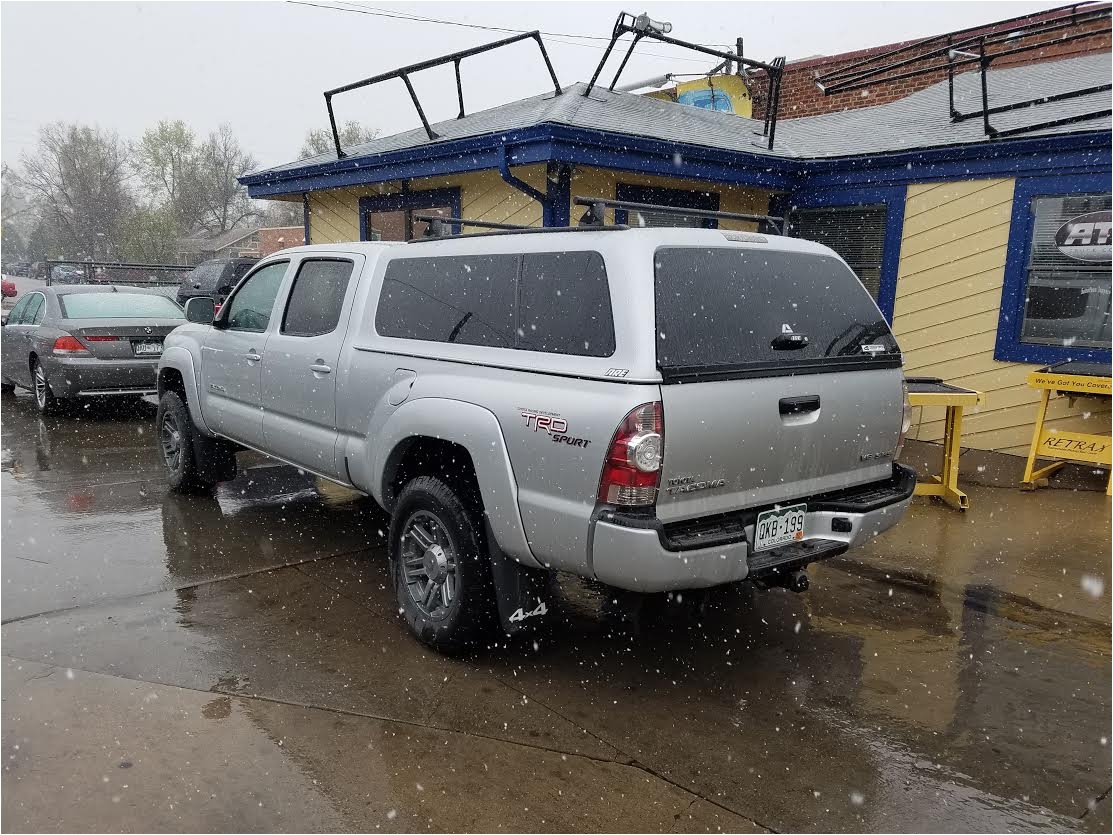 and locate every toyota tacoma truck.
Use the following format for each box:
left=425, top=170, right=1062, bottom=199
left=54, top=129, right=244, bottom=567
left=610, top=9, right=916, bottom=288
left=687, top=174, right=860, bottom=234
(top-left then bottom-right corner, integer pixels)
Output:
left=156, top=223, right=914, bottom=652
